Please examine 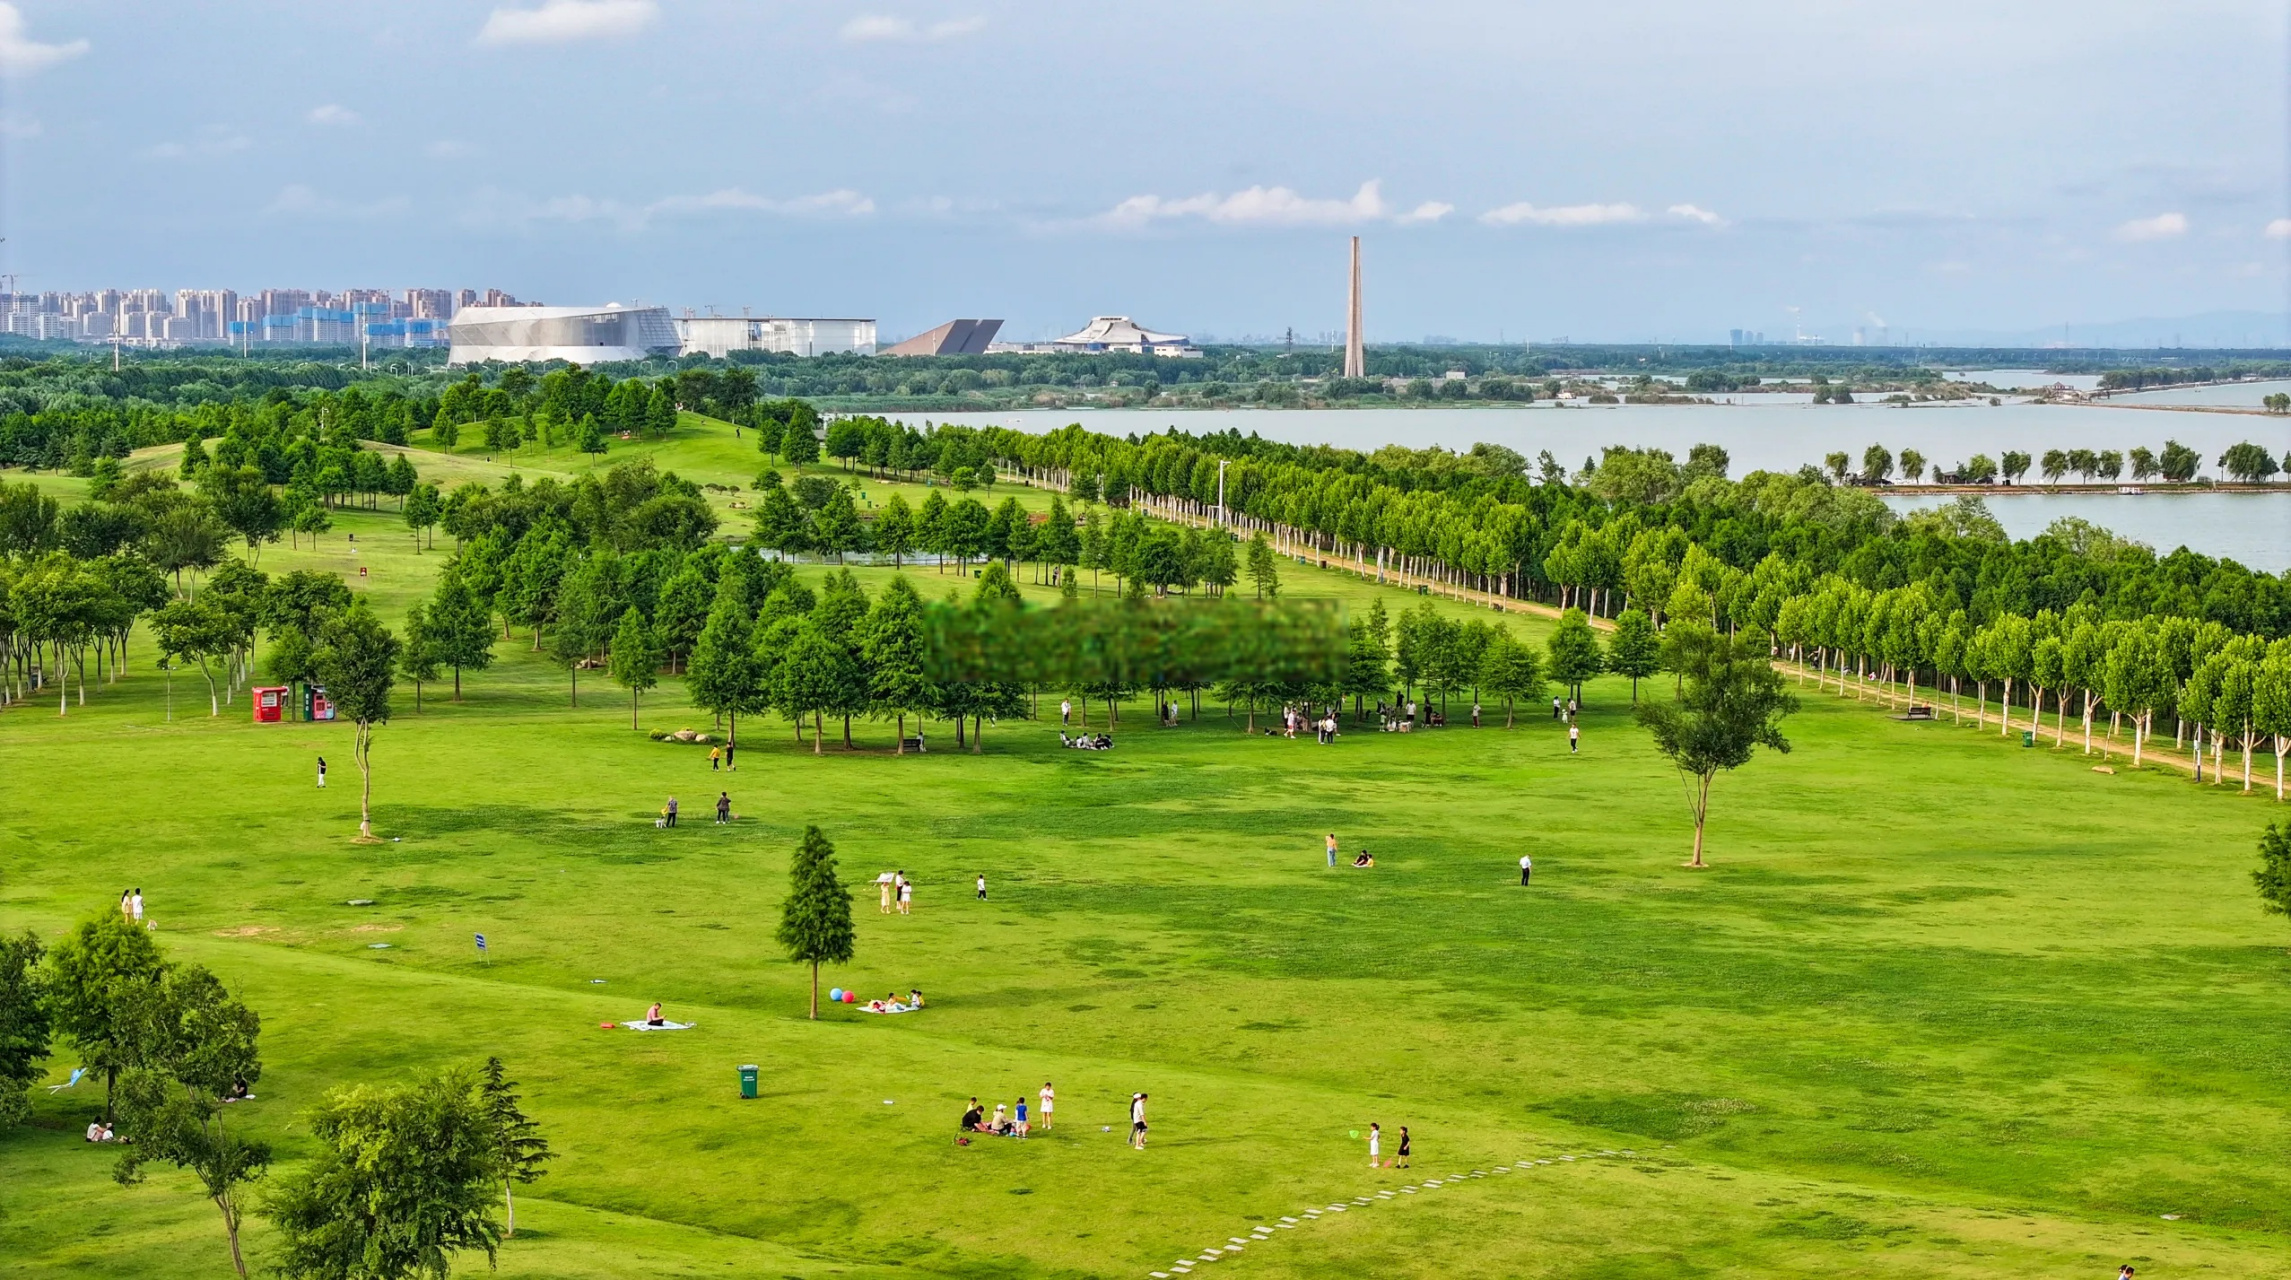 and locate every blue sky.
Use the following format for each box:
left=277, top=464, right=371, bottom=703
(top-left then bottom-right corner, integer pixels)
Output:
left=0, top=0, right=2285, bottom=345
